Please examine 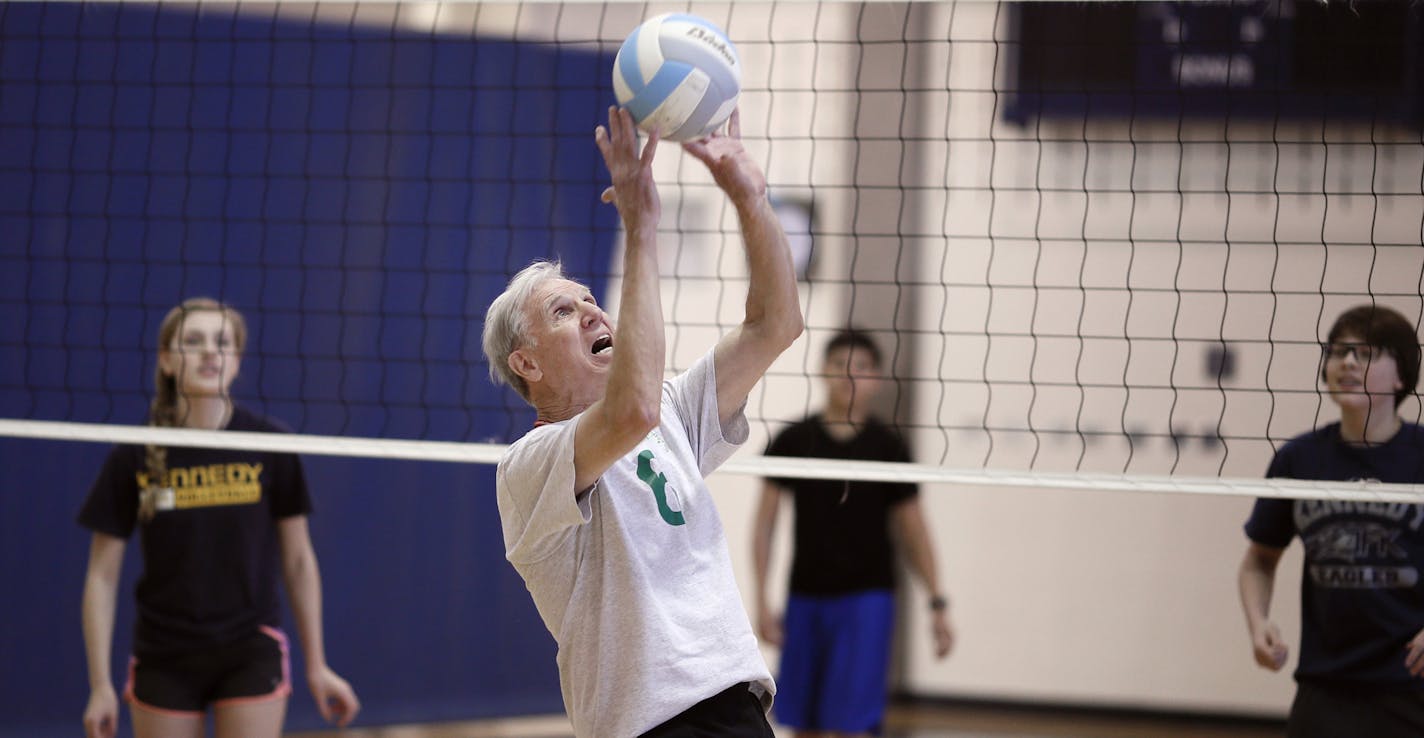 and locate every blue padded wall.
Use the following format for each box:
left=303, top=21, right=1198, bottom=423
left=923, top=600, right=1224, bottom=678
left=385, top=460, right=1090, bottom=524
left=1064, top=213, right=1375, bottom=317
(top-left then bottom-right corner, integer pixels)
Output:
left=0, top=2, right=619, bottom=735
